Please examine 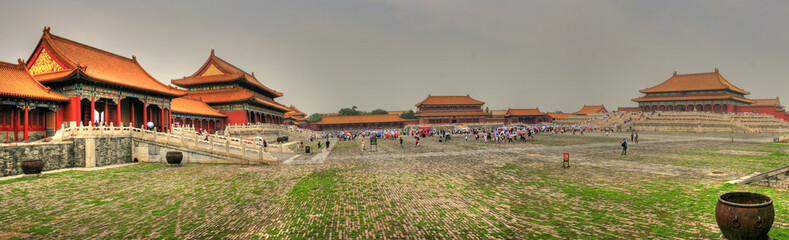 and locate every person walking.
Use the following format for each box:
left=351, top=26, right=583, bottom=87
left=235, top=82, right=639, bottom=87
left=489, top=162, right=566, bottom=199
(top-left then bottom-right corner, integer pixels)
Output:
left=361, top=139, right=365, bottom=152
left=631, top=132, right=634, bottom=142
left=634, top=132, right=639, bottom=143
left=620, top=138, right=628, bottom=155
left=399, top=136, right=403, bottom=147
left=325, top=139, right=330, bottom=150
left=415, top=136, right=420, bottom=146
